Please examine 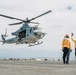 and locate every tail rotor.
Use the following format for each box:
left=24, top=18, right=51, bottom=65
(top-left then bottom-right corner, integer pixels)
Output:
left=2, top=29, right=8, bottom=37
left=0, top=29, right=8, bottom=44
